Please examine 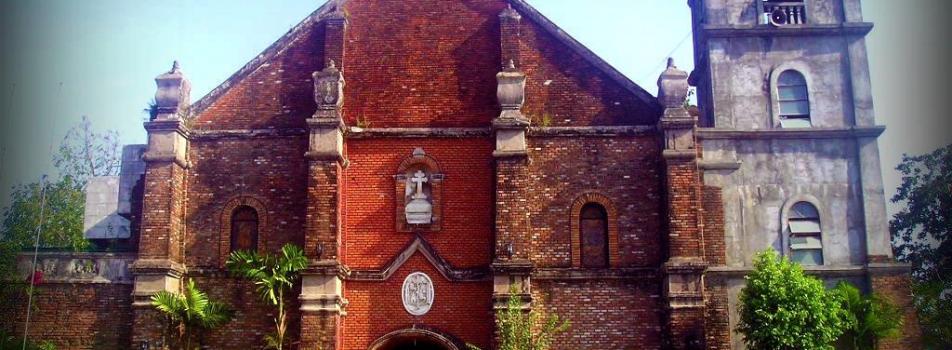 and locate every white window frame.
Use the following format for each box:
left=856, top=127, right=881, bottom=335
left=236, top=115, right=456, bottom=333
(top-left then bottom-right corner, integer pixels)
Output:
left=779, top=195, right=826, bottom=266
left=769, top=63, right=815, bottom=129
